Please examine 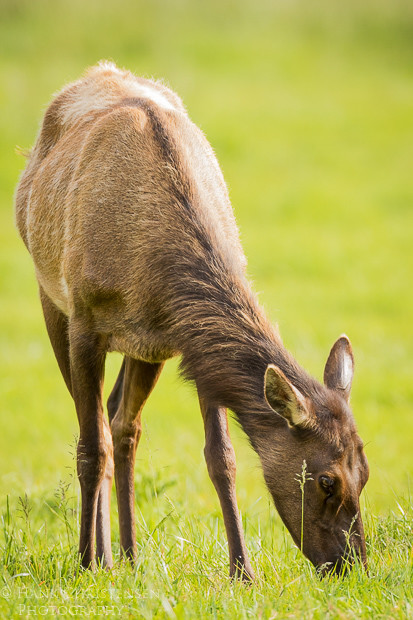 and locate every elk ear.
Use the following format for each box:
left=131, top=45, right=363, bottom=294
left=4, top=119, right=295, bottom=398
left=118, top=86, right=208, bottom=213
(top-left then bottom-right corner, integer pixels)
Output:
left=264, top=365, right=311, bottom=428
left=323, top=334, right=354, bottom=403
